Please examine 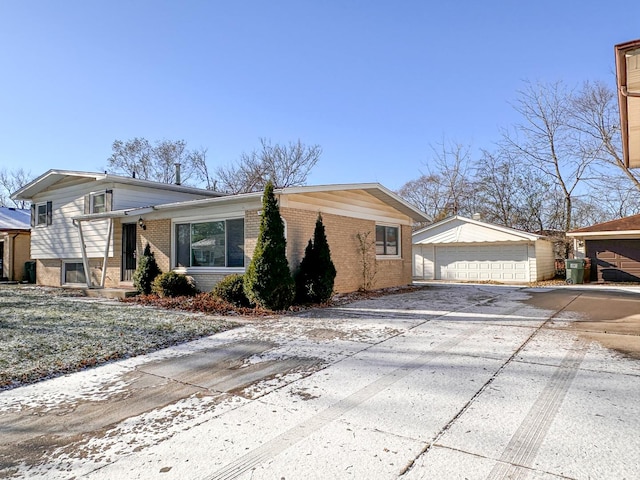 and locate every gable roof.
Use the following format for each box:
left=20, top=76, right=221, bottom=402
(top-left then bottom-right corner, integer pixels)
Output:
left=73, top=183, right=430, bottom=223
left=0, top=207, right=30, bottom=231
left=413, top=215, right=544, bottom=244
left=11, top=169, right=225, bottom=201
left=567, top=213, right=640, bottom=236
